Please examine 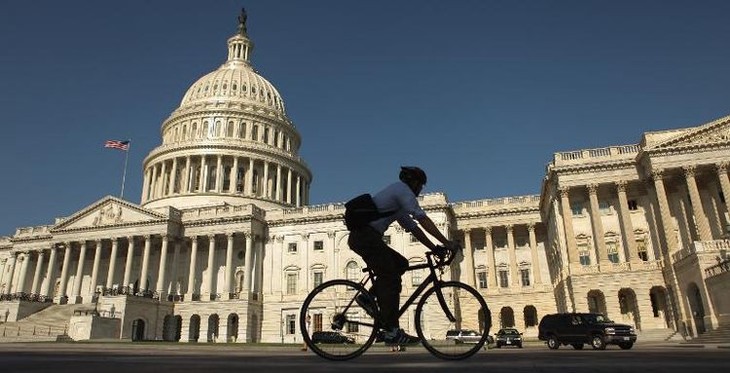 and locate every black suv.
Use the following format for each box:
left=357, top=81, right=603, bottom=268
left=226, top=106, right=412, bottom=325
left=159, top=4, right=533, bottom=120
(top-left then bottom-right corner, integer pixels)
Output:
left=538, top=313, right=636, bottom=350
